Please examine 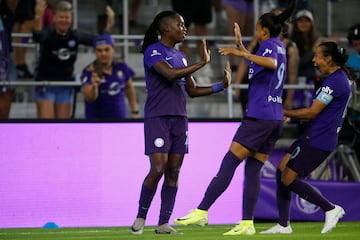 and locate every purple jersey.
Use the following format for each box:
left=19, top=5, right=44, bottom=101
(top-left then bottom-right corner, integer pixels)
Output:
left=143, top=42, right=188, bottom=119
left=81, top=59, right=135, bottom=119
left=246, top=37, right=287, bottom=120
left=304, top=69, right=352, bottom=151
